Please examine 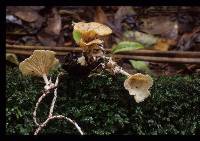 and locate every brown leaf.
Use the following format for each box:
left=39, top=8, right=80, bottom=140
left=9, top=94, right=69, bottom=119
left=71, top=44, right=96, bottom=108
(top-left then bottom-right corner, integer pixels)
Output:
left=114, top=6, right=136, bottom=31
left=14, top=9, right=40, bottom=22
left=44, top=8, right=62, bottom=36
left=153, top=39, right=176, bottom=51
left=37, top=32, right=57, bottom=46
left=94, top=7, right=110, bottom=48
left=140, top=16, right=178, bottom=40
left=177, top=27, right=200, bottom=51
left=94, top=6, right=108, bottom=24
